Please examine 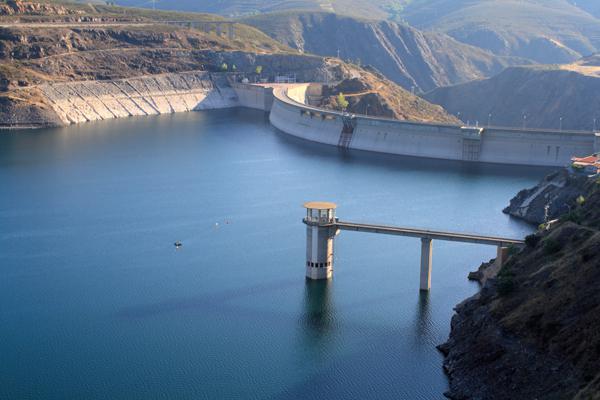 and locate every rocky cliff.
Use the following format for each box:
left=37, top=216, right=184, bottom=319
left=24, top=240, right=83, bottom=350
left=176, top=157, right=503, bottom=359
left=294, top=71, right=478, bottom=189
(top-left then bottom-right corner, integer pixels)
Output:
left=242, top=11, right=526, bottom=92
left=503, top=169, right=591, bottom=225
left=440, top=173, right=600, bottom=399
